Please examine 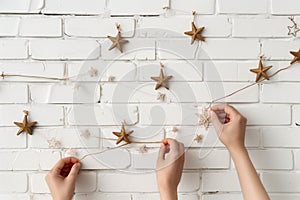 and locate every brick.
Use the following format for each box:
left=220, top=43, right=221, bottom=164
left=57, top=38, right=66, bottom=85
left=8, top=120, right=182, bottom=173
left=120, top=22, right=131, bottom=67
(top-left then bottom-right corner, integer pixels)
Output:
left=72, top=148, right=131, bottom=170
left=262, top=39, right=300, bottom=60
left=0, top=105, right=64, bottom=126
left=262, top=83, right=300, bottom=103
left=262, top=172, right=300, bottom=192
left=98, top=173, right=200, bottom=192
left=269, top=194, right=300, bottom=200
left=295, top=150, right=300, bottom=169
left=271, top=0, right=300, bottom=15
left=293, top=105, right=300, bottom=125
left=0, top=128, right=27, bottom=148
left=43, top=0, right=106, bottom=14
left=202, top=171, right=240, bottom=192
left=0, top=62, right=65, bottom=82
left=75, top=193, right=131, bottom=200
left=133, top=194, right=198, bottom=200
left=234, top=104, right=291, bottom=125
left=19, top=17, right=62, bottom=37
left=0, top=84, right=28, bottom=103
left=170, top=0, right=215, bottom=14
left=217, top=0, right=268, bottom=14
left=0, top=151, right=15, bottom=170
left=139, top=104, right=198, bottom=125
left=101, top=39, right=155, bottom=60
left=0, top=17, right=19, bottom=36
left=0, top=0, right=43, bottom=13
left=202, top=194, right=242, bottom=200
left=30, top=39, right=100, bottom=60
left=67, top=61, right=137, bottom=82
left=0, top=173, right=27, bottom=192
left=157, top=39, right=198, bottom=59
left=0, top=39, right=28, bottom=59
left=75, top=171, right=97, bottom=192
left=233, top=18, right=288, bottom=37
left=0, top=194, right=30, bottom=200
left=262, top=127, right=300, bottom=147
left=39, top=151, right=61, bottom=170
left=67, top=105, right=138, bottom=126
left=138, top=61, right=203, bottom=81
left=31, top=194, right=52, bottom=200
left=137, top=16, right=230, bottom=37
left=198, top=39, right=260, bottom=59
left=248, top=150, right=293, bottom=170
left=108, top=0, right=168, bottom=15
left=13, top=150, right=40, bottom=170
left=30, top=173, right=49, bottom=193
left=29, top=128, right=100, bottom=149
left=65, top=17, right=135, bottom=38
left=30, top=83, right=100, bottom=103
